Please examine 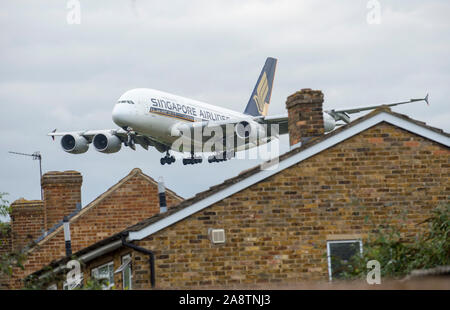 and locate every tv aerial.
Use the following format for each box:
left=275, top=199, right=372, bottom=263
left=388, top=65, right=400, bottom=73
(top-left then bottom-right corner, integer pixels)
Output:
left=8, top=151, right=43, bottom=200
